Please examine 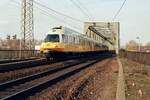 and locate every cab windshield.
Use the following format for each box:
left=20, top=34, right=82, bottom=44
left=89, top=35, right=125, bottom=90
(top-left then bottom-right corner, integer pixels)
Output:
left=44, top=34, right=59, bottom=42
